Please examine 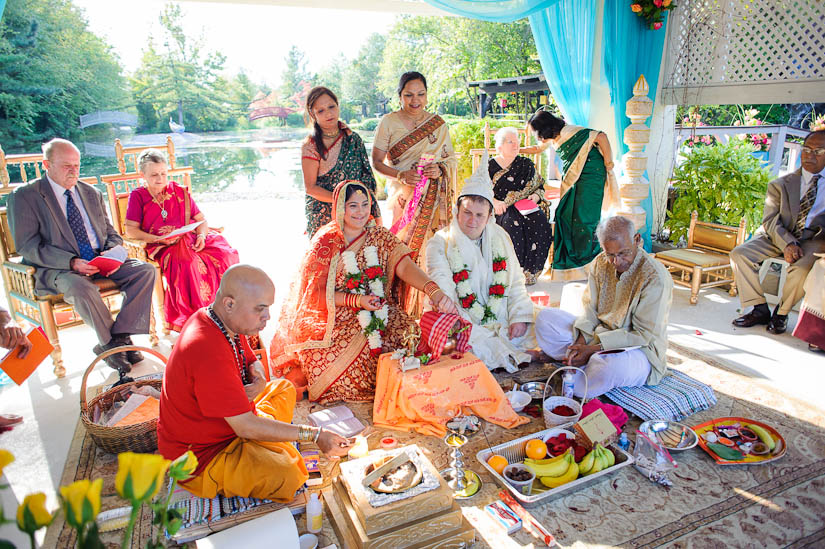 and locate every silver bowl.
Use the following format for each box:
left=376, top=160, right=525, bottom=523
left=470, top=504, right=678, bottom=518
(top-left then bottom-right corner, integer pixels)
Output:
left=517, top=381, right=547, bottom=401
left=639, top=420, right=699, bottom=451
